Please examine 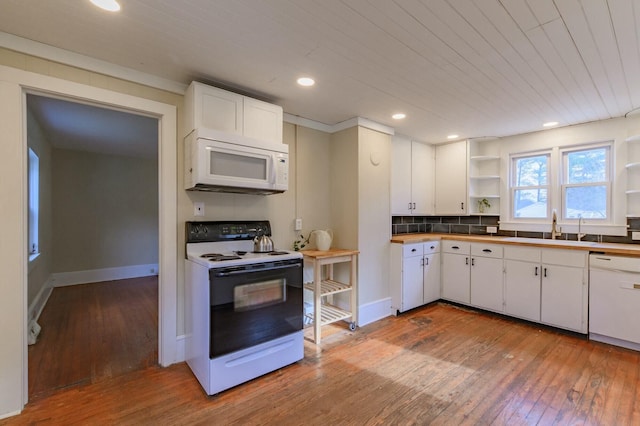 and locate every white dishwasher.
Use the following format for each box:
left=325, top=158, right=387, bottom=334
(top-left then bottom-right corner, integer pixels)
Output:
left=589, top=254, right=640, bottom=351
